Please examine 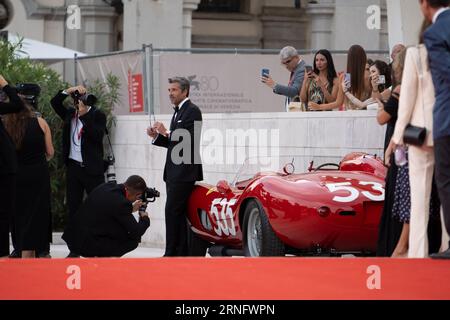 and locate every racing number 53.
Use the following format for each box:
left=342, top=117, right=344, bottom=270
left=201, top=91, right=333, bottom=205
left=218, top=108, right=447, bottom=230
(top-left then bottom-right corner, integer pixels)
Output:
left=325, top=181, right=384, bottom=203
